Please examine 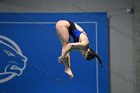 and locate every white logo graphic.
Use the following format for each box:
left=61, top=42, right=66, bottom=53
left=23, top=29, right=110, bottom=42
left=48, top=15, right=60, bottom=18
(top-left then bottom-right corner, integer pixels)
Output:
left=0, top=35, right=27, bottom=83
